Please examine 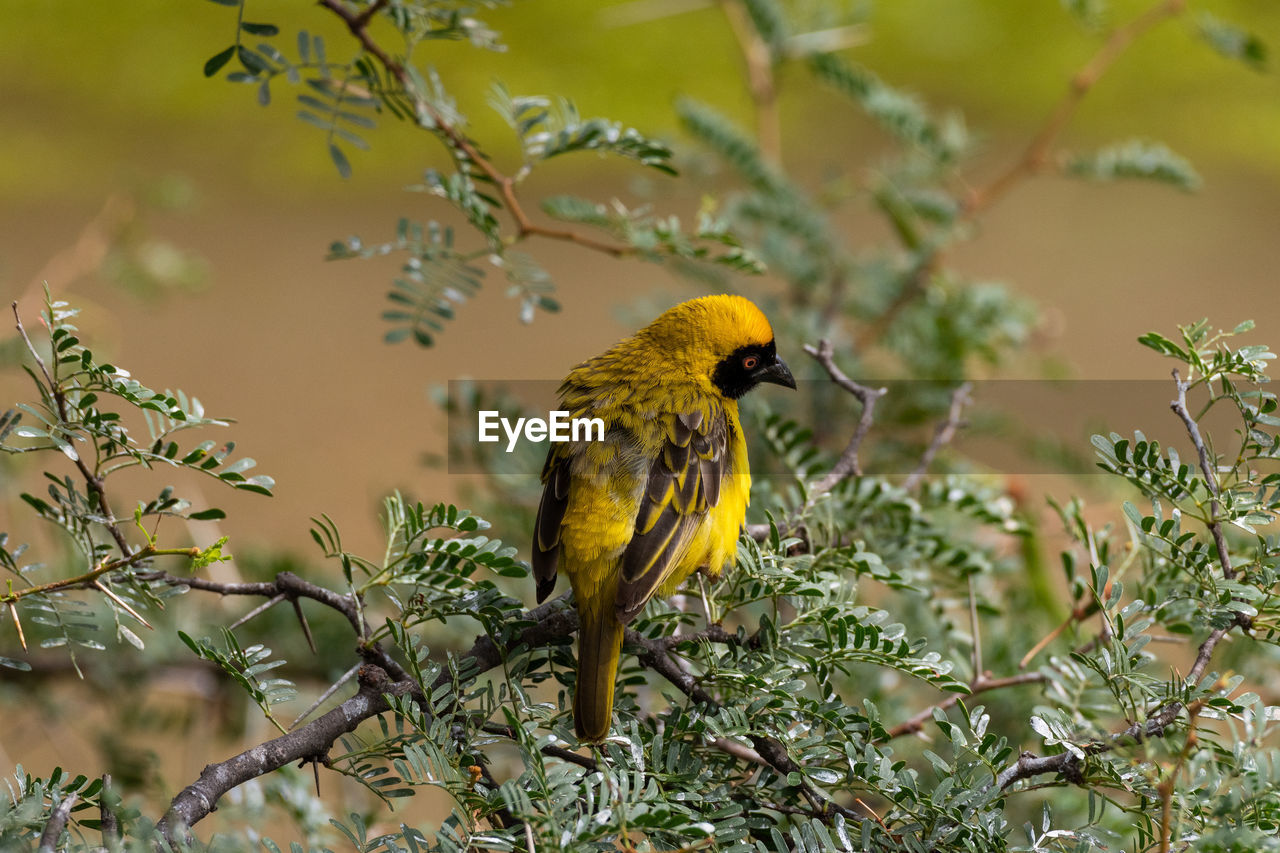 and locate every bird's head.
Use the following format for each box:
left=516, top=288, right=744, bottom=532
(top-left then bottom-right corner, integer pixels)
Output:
left=641, top=295, right=796, bottom=399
